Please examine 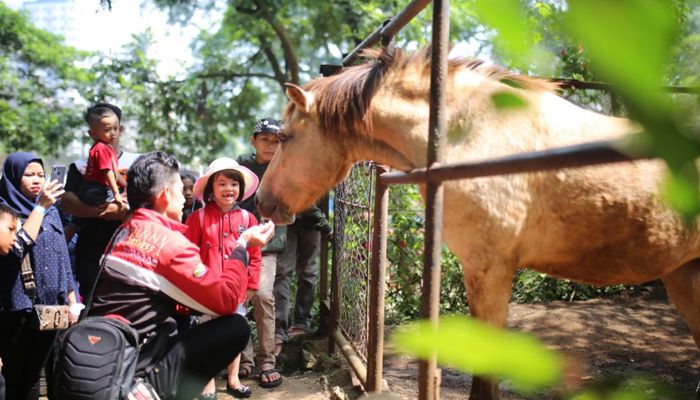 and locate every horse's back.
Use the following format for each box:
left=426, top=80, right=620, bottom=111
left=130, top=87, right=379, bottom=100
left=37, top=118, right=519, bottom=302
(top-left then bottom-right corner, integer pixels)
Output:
left=442, top=88, right=699, bottom=285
